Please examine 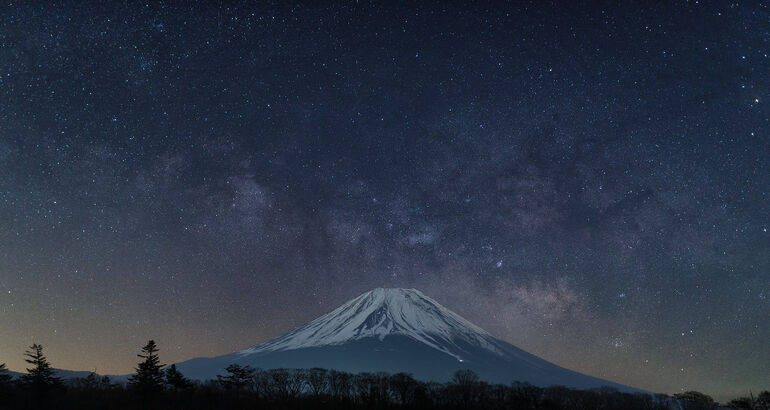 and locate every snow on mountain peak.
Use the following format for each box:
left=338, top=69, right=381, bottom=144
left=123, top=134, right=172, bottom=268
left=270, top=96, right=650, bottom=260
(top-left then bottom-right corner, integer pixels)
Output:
left=239, top=288, right=503, bottom=360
